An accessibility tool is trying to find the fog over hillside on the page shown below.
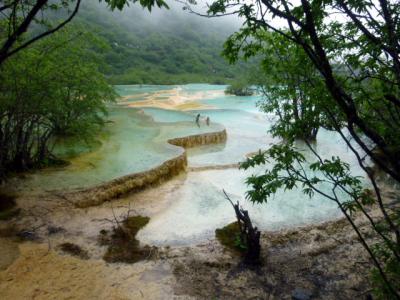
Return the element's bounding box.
[94,0,241,36]
[73,1,251,84]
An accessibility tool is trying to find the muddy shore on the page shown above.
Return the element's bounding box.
[1,181,395,299]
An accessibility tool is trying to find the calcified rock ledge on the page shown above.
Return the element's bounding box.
[70,129,227,208]
[71,153,187,208]
[168,129,227,148]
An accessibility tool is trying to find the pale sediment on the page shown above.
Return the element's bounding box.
[120,88,223,111]
[70,129,227,208]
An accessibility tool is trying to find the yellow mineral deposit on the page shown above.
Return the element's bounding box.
[121,87,222,111]
[0,243,175,300]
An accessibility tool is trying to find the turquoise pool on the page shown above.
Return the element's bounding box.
[15,84,364,245]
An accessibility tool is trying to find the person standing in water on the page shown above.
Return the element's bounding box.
[195,113,201,127]
[206,116,210,126]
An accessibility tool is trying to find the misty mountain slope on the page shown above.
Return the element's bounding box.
[75,2,253,84]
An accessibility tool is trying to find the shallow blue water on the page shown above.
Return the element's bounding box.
[142,107,195,123]
[16,106,221,191]
[199,94,262,114]
[114,84,176,97]
[112,84,365,245]
[138,166,344,245]
[15,84,365,245]
[180,83,228,94]
[186,109,274,165]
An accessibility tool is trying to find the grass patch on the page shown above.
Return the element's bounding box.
[215,222,246,253]
[0,192,20,221]
[100,215,156,263]
[59,242,89,260]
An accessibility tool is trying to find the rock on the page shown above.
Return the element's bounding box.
[166,248,183,258]
[17,230,38,241]
[47,225,65,235]
[292,288,312,300]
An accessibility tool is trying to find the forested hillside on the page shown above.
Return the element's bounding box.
[74,2,252,84]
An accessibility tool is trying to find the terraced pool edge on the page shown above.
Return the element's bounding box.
[70,129,227,208]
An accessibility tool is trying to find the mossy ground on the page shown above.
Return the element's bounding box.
[59,242,89,259]
[0,192,20,221]
[215,222,246,253]
[100,215,156,263]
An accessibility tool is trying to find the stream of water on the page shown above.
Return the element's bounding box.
[13,84,364,245]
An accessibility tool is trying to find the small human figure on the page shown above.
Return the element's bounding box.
[206,116,210,126]
[195,113,201,127]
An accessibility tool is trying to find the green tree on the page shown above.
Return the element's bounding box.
[0,28,115,177]
[248,31,334,141]
[190,0,400,297]
[225,80,254,96]
[0,0,168,66]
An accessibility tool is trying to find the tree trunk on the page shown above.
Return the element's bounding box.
[224,190,261,266]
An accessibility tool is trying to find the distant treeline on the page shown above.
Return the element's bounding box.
[73,2,256,85]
